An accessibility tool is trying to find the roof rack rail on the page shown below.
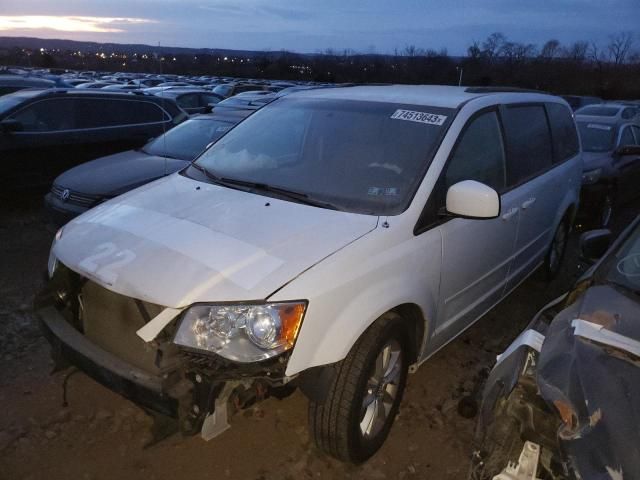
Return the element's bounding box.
[465,86,549,95]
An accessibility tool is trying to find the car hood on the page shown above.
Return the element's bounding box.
[54,150,190,196]
[53,174,379,308]
[581,151,613,172]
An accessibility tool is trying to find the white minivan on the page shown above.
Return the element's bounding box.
[39,85,582,463]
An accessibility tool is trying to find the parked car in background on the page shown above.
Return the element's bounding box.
[575,110,640,227]
[38,86,581,464]
[561,94,602,111]
[471,215,640,480]
[75,81,119,89]
[0,89,187,188]
[45,110,248,225]
[212,82,269,98]
[100,84,142,91]
[0,74,56,96]
[63,78,94,87]
[575,103,639,121]
[154,89,224,115]
[211,93,275,113]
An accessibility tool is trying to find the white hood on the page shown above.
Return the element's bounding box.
[54,174,378,308]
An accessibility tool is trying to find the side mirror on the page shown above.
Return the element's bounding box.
[614,145,640,157]
[579,229,612,263]
[446,180,500,219]
[0,119,23,133]
[203,104,215,114]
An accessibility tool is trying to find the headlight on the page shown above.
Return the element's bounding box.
[47,227,64,278]
[581,168,602,185]
[173,302,306,362]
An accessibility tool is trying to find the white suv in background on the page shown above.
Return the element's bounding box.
[39,85,582,463]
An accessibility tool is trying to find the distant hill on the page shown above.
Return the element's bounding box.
[0,36,307,59]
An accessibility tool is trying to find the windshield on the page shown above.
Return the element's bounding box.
[143,117,235,160]
[578,121,616,153]
[192,97,454,215]
[600,221,640,296]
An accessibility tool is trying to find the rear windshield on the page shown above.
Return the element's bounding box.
[576,106,620,117]
[143,117,235,160]
[192,97,454,215]
[0,89,42,116]
[577,121,616,153]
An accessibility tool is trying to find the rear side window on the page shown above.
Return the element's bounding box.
[546,103,579,162]
[619,126,636,147]
[444,110,506,192]
[9,98,76,132]
[502,105,553,186]
[632,126,640,144]
[74,99,168,128]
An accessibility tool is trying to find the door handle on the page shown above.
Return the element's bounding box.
[501,207,519,221]
[521,198,536,209]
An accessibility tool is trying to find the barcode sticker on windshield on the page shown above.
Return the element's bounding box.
[391,109,447,126]
[587,123,612,131]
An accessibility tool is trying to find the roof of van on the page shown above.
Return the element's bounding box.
[288,84,558,109]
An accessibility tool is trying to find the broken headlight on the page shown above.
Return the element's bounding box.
[173,302,306,362]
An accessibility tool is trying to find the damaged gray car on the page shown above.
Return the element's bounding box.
[470,215,640,480]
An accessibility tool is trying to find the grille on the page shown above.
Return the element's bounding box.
[51,184,101,207]
[52,263,180,375]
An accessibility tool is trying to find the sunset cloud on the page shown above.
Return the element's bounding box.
[0,15,155,34]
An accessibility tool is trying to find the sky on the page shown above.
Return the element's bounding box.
[0,0,637,55]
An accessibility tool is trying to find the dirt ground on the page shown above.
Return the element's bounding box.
[0,191,637,480]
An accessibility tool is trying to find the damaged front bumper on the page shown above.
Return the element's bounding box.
[39,304,181,418]
[36,274,294,441]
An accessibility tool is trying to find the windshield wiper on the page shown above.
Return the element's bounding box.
[190,165,340,210]
[219,176,341,211]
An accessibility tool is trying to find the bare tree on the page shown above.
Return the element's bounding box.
[607,32,634,64]
[467,40,482,59]
[588,42,604,64]
[482,32,506,61]
[562,41,588,62]
[540,39,561,59]
[403,45,418,57]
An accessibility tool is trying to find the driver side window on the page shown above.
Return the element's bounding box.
[444,110,506,192]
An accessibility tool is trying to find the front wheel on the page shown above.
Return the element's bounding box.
[308,312,410,463]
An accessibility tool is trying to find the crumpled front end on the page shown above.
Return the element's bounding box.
[472,285,640,480]
[36,262,294,441]
[536,285,640,480]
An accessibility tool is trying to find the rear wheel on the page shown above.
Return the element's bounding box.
[308,312,410,463]
[544,217,569,280]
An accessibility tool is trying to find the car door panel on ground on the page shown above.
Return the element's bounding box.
[433,109,519,342]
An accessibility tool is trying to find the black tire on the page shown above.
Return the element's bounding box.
[308,312,410,463]
[544,216,570,280]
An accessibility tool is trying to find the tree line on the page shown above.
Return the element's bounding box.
[3,32,639,99]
